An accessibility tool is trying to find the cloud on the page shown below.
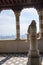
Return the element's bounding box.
[0,15,16,24]
[0,14,16,36]
[1,9,15,17]
[0,24,16,36]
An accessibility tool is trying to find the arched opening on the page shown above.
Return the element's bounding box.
[0,9,16,40]
[20,8,39,40]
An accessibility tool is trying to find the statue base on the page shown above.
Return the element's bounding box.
[27,50,41,65]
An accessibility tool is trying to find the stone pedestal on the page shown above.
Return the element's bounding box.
[27,20,41,65]
[27,50,41,65]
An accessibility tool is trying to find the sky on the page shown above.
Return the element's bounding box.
[0,8,39,39]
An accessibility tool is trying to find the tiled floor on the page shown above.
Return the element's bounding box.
[0,53,43,65]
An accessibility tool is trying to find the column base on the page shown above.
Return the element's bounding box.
[16,38,20,40]
[27,50,41,65]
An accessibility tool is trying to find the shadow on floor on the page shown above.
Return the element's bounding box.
[0,54,12,65]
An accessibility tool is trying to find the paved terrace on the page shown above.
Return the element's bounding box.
[0,53,43,65]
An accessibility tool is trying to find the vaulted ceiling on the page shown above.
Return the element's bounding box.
[0,0,43,11]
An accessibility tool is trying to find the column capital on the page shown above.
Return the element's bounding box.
[0,9,3,12]
[38,9,43,16]
[15,11,20,16]
[15,11,20,22]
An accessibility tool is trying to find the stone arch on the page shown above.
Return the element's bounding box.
[20,7,39,40]
[0,9,16,40]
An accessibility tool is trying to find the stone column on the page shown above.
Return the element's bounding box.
[15,11,20,40]
[39,9,43,38]
[27,20,41,65]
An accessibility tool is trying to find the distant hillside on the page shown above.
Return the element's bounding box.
[0,34,27,40]
[0,35,16,40]
[21,34,27,39]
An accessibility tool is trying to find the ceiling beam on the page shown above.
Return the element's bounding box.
[0,0,4,5]
[13,0,17,5]
[10,0,14,4]
[2,0,6,5]
[0,1,2,5]
[5,0,10,4]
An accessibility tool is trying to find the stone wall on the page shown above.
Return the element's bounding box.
[0,40,29,53]
[0,39,43,53]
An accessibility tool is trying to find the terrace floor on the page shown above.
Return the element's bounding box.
[0,53,43,65]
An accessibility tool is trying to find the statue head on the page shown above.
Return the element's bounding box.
[30,20,36,28]
[30,20,36,35]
